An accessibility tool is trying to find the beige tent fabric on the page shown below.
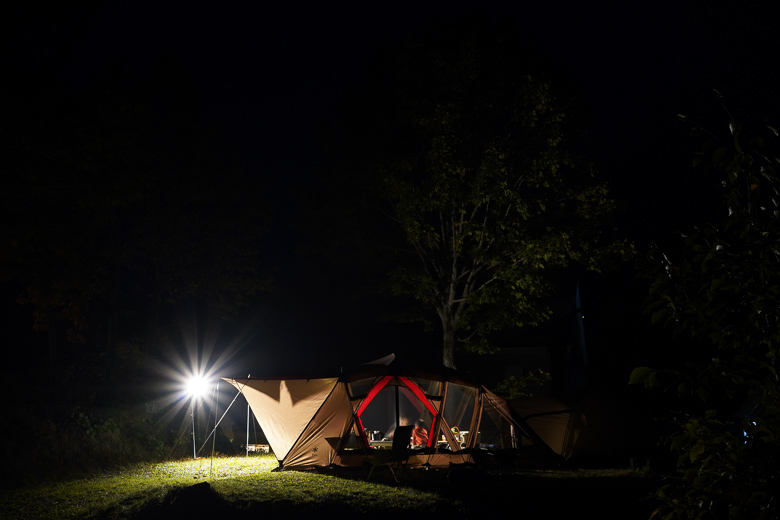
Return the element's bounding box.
[224,377,339,463]
[509,396,585,459]
[284,381,353,468]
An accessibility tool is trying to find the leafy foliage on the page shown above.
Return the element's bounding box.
[315,18,629,367]
[492,368,552,399]
[633,109,780,519]
[1,405,171,491]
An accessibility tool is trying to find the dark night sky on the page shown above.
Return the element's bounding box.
[5,2,780,380]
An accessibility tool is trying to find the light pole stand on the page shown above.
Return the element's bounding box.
[191,398,197,459]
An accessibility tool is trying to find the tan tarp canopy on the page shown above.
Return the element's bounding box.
[230,377,352,468]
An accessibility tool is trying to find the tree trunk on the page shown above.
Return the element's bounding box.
[441,318,456,369]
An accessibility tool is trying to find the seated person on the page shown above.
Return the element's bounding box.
[411,418,428,447]
[385,417,412,440]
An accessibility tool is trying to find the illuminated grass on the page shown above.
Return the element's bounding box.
[0,455,448,520]
[0,455,662,520]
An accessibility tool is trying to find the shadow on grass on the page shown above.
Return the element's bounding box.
[109,479,459,520]
[321,464,663,520]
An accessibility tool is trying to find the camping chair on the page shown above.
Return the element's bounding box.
[367,425,414,484]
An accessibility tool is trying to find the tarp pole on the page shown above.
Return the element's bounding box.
[197,376,250,455]
[395,386,400,428]
[246,373,250,457]
[210,380,219,476]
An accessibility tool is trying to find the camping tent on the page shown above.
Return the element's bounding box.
[223,354,556,470]
[508,394,620,461]
[509,396,588,460]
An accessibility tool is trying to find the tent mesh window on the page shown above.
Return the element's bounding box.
[418,378,441,398]
[346,378,375,448]
[358,383,434,442]
[442,383,477,448]
[480,398,517,449]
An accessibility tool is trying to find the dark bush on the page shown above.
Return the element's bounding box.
[1,404,170,488]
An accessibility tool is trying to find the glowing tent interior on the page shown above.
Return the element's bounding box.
[223,354,557,470]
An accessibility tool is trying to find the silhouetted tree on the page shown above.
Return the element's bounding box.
[633,106,780,519]
[310,17,629,368]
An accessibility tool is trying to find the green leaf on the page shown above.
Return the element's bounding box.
[651,309,667,326]
[676,453,689,468]
[690,443,706,462]
[629,366,654,385]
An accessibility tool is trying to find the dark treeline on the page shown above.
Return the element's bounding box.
[2,53,273,406]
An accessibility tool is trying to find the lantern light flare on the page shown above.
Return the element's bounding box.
[186,375,211,399]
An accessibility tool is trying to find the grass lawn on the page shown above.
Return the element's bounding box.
[0,454,665,519]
